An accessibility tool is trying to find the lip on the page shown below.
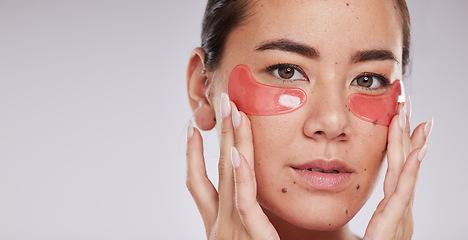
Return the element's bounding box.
[291,159,354,191]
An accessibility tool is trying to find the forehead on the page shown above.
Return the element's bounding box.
[227,0,403,61]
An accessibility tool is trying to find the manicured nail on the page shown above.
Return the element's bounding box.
[399,105,406,131]
[232,105,241,129]
[187,121,194,141]
[231,146,240,168]
[424,116,434,139]
[418,143,429,162]
[220,93,231,119]
[406,95,412,119]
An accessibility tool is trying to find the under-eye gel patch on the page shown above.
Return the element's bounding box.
[227,64,404,126]
[228,64,307,115]
[348,80,404,126]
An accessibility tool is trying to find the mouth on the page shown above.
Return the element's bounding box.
[305,168,340,174]
[291,160,354,191]
[292,159,354,174]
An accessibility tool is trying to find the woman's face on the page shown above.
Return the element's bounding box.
[209,0,403,230]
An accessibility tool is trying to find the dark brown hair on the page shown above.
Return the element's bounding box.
[201,0,411,74]
[201,0,250,71]
[396,0,411,75]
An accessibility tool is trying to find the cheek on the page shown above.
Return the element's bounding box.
[350,123,388,196]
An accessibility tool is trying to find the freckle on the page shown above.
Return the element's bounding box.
[346,2,349,6]
[335,62,338,64]
[293,181,296,184]
[364,168,367,171]
[328,224,331,226]
[356,184,360,190]
[346,209,349,215]
[282,188,288,193]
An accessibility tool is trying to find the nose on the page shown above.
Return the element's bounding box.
[303,83,352,141]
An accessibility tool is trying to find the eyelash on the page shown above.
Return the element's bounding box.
[266,64,391,89]
[353,72,391,90]
[266,63,308,81]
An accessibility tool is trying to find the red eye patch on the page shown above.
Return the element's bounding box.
[228,64,307,115]
[228,64,404,126]
[348,80,403,126]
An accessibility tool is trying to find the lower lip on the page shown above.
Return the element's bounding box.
[293,169,352,191]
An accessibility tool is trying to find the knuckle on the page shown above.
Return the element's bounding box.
[236,197,253,216]
[185,178,197,196]
[218,157,232,175]
[395,190,412,206]
[221,126,232,135]
[185,179,195,196]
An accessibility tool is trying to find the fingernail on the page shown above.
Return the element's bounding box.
[424,116,434,139]
[187,120,194,141]
[418,143,429,162]
[220,93,231,119]
[399,105,406,131]
[231,146,240,168]
[232,105,241,129]
[406,95,412,119]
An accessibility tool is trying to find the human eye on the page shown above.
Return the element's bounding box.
[266,64,307,81]
[351,72,390,90]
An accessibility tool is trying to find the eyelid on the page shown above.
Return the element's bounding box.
[266,63,308,80]
[352,72,391,89]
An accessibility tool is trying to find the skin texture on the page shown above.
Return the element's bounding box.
[186,0,432,239]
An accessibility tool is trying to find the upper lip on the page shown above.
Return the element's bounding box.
[291,159,355,174]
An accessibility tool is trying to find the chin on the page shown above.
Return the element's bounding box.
[257,186,366,232]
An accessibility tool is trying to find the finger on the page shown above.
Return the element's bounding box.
[403,114,411,159]
[186,123,219,228]
[383,106,406,197]
[232,107,256,189]
[231,147,280,240]
[379,145,427,232]
[218,93,236,216]
[411,117,433,151]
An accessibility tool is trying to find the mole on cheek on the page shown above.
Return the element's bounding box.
[345,209,349,215]
[282,188,288,193]
[356,184,360,190]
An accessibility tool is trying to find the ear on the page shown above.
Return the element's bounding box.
[186,48,216,131]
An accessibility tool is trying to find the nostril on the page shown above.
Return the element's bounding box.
[315,131,324,135]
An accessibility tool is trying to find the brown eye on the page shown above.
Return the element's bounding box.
[278,67,295,79]
[351,74,385,89]
[357,76,373,87]
[270,65,305,80]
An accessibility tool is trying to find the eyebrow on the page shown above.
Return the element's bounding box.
[255,39,319,59]
[350,49,399,64]
[255,39,398,64]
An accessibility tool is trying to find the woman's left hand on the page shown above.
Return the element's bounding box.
[364,100,433,239]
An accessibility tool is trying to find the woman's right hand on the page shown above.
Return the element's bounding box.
[186,93,280,240]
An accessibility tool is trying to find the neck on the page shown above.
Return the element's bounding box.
[263,208,360,240]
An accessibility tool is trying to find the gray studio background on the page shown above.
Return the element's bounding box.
[0,1,466,239]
